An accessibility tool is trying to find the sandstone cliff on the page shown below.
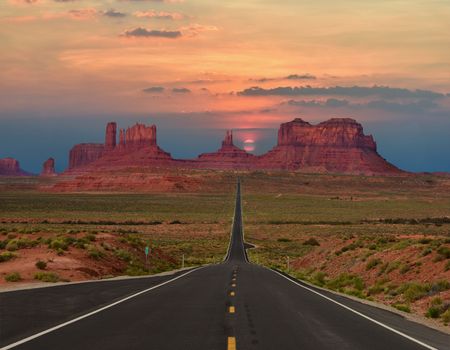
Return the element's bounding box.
[0,157,30,176]
[67,122,172,172]
[197,130,256,169]
[69,143,104,170]
[65,118,402,176]
[258,118,401,174]
[41,157,56,176]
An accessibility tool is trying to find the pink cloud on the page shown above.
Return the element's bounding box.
[42,9,98,21]
[181,23,218,37]
[134,10,184,20]
[9,0,41,4]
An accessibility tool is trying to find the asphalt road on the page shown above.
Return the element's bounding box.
[1,180,449,349]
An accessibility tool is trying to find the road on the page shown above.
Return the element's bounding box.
[1,180,449,349]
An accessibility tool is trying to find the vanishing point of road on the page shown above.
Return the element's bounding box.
[1,180,449,349]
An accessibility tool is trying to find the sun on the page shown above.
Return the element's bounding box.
[243,139,255,152]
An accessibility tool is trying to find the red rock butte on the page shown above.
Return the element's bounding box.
[0,157,30,176]
[66,118,402,175]
[41,157,56,176]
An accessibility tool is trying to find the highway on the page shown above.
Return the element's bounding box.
[1,180,449,349]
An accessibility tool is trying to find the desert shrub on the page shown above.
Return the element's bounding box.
[327,273,365,292]
[421,248,432,257]
[392,304,410,313]
[123,234,144,248]
[125,266,148,276]
[445,261,450,272]
[386,261,401,274]
[377,262,389,275]
[399,264,411,274]
[0,251,16,262]
[48,238,69,251]
[431,280,450,292]
[368,279,390,295]
[303,238,320,246]
[338,241,364,254]
[114,249,133,262]
[277,238,291,242]
[311,271,327,286]
[366,258,382,271]
[100,242,113,251]
[87,246,104,260]
[442,309,450,323]
[437,246,450,259]
[398,282,430,302]
[6,240,19,251]
[34,272,59,282]
[35,260,47,270]
[418,238,432,244]
[5,272,21,282]
[0,239,8,249]
[85,234,96,242]
[426,307,441,318]
[430,297,442,306]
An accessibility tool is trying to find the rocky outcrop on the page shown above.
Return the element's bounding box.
[69,143,104,170]
[41,157,56,176]
[277,118,376,149]
[105,122,117,151]
[122,123,157,149]
[258,118,401,174]
[197,130,256,169]
[65,118,402,176]
[68,122,172,172]
[0,157,30,176]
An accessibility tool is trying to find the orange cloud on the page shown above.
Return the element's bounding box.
[43,8,98,21]
[9,0,41,4]
[134,10,184,20]
[181,23,218,37]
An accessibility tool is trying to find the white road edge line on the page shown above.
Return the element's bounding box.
[1,267,203,350]
[271,270,438,350]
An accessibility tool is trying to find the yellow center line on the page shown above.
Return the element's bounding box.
[229,306,235,313]
[230,291,235,296]
[227,336,236,350]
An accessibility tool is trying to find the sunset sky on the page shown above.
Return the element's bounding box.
[1,0,449,172]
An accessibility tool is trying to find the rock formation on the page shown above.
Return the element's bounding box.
[258,118,401,174]
[197,130,256,169]
[69,143,104,170]
[0,157,30,176]
[105,122,117,151]
[41,157,56,176]
[65,118,402,176]
[68,122,172,171]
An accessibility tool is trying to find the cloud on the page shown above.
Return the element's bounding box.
[238,85,446,99]
[65,8,98,20]
[181,23,218,37]
[250,73,316,83]
[134,10,183,20]
[122,27,182,38]
[285,74,316,80]
[172,87,191,93]
[103,9,127,18]
[143,86,165,93]
[120,0,184,3]
[9,0,41,4]
[286,98,440,113]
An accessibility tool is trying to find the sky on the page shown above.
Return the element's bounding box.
[0,0,449,173]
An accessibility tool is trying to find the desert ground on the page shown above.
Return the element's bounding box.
[1,171,449,326]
